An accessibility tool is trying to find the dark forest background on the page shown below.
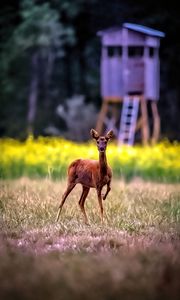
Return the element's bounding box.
[0,0,180,141]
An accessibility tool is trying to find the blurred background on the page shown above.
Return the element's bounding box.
[0,0,180,141]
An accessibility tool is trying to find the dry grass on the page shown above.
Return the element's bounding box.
[0,178,180,299]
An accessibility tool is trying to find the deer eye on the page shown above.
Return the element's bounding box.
[97,141,99,144]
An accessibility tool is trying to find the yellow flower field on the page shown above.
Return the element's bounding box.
[0,137,180,181]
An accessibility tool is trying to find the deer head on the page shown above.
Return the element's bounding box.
[90,129,114,153]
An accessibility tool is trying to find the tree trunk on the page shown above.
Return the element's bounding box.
[44,50,54,110]
[64,48,72,97]
[27,51,39,135]
[79,52,87,95]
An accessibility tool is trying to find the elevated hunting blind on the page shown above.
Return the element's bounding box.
[96,23,165,144]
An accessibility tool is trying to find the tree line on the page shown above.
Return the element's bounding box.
[0,0,179,140]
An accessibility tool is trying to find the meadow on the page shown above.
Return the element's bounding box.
[0,138,180,299]
[0,178,180,299]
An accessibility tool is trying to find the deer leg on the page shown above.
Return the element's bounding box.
[97,188,104,224]
[103,181,111,200]
[56,183,76,222]
[79,186,90,224]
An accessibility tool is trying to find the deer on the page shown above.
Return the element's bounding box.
[56,129,114,224]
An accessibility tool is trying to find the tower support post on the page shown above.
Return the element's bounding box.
[140,97,150,145]
[151,101,160,144]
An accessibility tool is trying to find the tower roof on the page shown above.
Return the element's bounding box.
[98,23,165,38]
[123,23,165,38]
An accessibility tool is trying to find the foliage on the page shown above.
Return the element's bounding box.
[0,0,76,137]
[0,0,180,139]
[0,137,180,182]
[54,95,98,141]
[10,1,72,53]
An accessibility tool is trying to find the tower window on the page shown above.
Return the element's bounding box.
[107,46,122,57]
[117,46,122,56]
[107,46,114,57]
[128,46,144,57]
[149,47,155,57]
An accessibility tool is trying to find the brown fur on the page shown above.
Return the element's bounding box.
[56,129,113,224]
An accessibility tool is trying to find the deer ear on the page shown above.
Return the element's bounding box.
[90,129,99,140]
[106,130,114,140]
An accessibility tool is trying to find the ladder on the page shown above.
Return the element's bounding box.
[118,96,139,145]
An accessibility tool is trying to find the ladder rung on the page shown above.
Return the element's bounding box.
[121,131,131,135]
[121,125,131,130]
[123,110,138,117]
[121,117,136,123]
[124,107,133,112]
[119,134,130,140]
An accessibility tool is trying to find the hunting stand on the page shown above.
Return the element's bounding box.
[96,23,165,145]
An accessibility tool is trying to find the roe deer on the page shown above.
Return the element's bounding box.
[56,129,113,224]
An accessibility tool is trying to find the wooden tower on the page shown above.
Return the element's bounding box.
[96,23,165,145]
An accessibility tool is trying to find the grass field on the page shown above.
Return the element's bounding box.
[0,178,180,299]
